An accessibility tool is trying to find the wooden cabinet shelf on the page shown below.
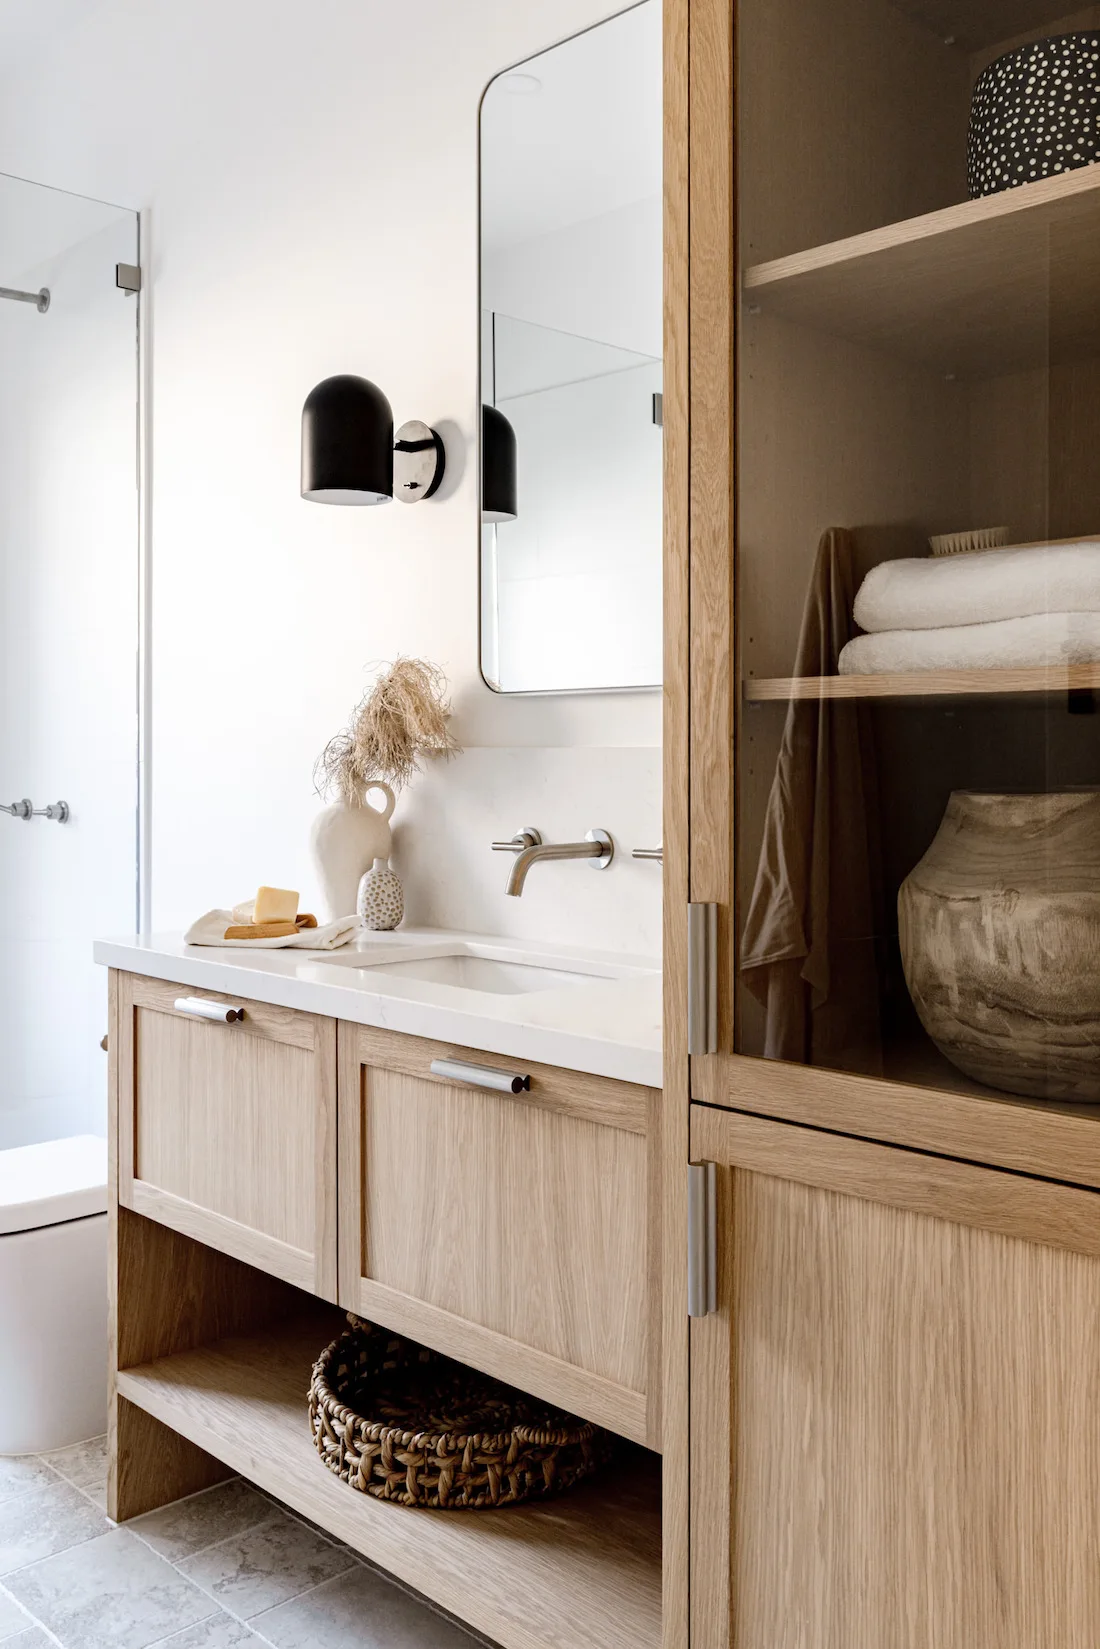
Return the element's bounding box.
[743,165,1100,376]
[744,662,1100,702]
[116,1310,662,1649]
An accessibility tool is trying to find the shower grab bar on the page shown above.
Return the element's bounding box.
[0,285,49,313]
[2,798,69,822]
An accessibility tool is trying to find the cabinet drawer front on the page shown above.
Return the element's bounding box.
[115,973,337,1298]
[339,1025,659,1446]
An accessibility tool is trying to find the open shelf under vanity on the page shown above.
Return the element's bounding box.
[116,1306,662,1649]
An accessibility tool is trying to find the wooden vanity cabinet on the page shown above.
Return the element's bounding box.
[108,971,664,1649]
[113,971,338,1300]
[688,1102,1100,1648]
[110,972,660,1450]
[336,1022,662,1448]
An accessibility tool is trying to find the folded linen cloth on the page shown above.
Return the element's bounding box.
[184,910,359,949]
[839,610,1100,675]
[853,539,1100,634]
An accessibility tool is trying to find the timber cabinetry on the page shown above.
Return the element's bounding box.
[113,971,338,1299]
[107,968,663,1649]
[689,1103,1100,1648]
[337,1023,662,1448]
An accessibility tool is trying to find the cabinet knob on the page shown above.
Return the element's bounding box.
[430,1058,530,1095]
[100,1034,108,1052]
[173,997,245,1024]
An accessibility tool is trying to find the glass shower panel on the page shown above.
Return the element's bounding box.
[0,174,138,1148]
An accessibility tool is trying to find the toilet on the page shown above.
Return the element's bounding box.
[0,1135,108,1455]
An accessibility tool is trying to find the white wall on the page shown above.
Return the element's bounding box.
[0,0,662,961]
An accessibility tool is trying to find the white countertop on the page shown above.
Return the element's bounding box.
[94,927,663,1088]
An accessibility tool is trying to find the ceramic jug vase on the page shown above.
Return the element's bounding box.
[309,782,396,921]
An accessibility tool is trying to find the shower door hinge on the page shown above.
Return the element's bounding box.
[688,1162,718,1317]
[115,263,142,294]
[687,902,719,1055]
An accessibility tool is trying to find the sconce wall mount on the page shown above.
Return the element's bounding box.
[301,375,445,507]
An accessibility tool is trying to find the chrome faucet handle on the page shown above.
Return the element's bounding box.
[491,827,543,853]
[632,846,663,862]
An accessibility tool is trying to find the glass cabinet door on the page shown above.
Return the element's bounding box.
[735,0,1100,1110]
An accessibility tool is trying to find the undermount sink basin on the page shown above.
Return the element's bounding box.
[352,953,606,996]
[312,940,653,997]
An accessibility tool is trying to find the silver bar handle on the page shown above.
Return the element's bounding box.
[174,997,245,1024]
[687,902,719,1056]
[430,1058,530,1095]
[632,847,663,861]
[687,1162,718,1317]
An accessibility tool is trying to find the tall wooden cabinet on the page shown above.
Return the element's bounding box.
[663,0,1100,1642]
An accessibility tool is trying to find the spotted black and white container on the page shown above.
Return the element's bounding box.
[968,32,1100,198]
[357,857,404,931]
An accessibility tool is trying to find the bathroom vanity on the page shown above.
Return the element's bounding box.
[98,932,663,1649]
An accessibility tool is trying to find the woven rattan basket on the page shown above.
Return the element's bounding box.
[308,1315,612,1509]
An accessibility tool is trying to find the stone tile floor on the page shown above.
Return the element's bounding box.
[0,1441,488,1649]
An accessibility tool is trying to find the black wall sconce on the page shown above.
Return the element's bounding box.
[301,374,445,506]
[481,403,517,523]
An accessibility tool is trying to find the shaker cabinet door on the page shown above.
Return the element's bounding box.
[113,971,338,1300]
[689,1103,1100,1649]
[337,1022,661,1447]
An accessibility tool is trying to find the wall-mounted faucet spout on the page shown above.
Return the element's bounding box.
[491,827,615,896]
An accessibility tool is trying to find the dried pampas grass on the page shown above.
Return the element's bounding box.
[316,658,461,804]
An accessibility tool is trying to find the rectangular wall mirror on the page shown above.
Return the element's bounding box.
[479,1,662,695]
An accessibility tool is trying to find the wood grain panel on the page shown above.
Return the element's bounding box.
[662,0,690,1621]
[118,970,338,1299]
[108,1194,306,1521]
[347,1023,648,1134]
[360,1067,649,1393]
[743,166,1100,377]
[134,1010,315,1248]
[744,662,1100,702]
[128,973,316,1049]
[117,1313,663,1649]
[731,1169,1100,1646]
[693,1105,1100,1258]
[738,0,969,263]
[691,1103,1100,1647]
[713,1049,1100,1192]
[350,1276,648,1445]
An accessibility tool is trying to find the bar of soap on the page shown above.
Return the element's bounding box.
[253,886,299,924]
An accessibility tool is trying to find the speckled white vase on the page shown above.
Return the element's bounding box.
[309,783,395,921]
[357,858,404,931]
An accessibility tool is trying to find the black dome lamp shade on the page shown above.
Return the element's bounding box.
[301,375,394,505]
[482,403,517,523]
[301,376,447,506]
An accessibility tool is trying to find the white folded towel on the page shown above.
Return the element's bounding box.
[853,540,1100,633]
[839,611,1100,675]
[184,910,360,949]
